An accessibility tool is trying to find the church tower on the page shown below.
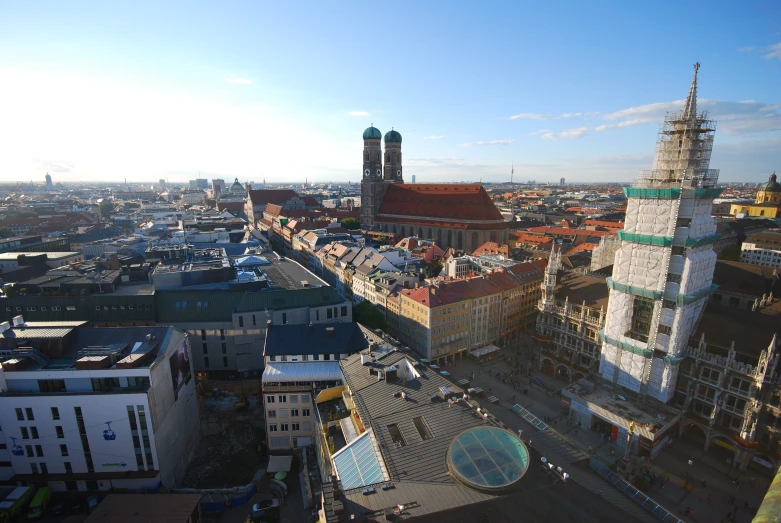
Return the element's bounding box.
[360,126,385,229]
[383,129,403,183]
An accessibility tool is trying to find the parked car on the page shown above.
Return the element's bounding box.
[86,496,100,514]
[67,497,84,514]
[251,494,280,521]
[49,500,65,516]
[27,486,52,519]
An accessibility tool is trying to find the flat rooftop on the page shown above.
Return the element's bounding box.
[556,272,610,308]
[333,347,637,522]
[84,493,201,523]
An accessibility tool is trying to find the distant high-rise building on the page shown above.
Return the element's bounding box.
[411,175,416,184]
[45,173,52,187]
[159,178,166,188]
[598,63,721,403]
[190,178,208,190]
[560,177,565,186]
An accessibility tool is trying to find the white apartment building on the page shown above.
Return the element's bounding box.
[740,232,781,269]
[261,323,370,451]
[0,318,199,492]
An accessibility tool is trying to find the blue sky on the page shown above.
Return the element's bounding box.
[0,1,779,184]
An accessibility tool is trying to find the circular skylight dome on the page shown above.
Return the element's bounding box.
[446,426,529,493]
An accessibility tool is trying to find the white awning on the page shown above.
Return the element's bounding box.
[262,362,343,383]
[470,344,501,358]
[267,455,293,473]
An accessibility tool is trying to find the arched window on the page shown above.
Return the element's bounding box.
[472,232,479,251]
[401,226,406,237]
[427,228,432,240]
[419,227,424,238]
[392,225,397,234]
[438,229,443,245]
[490,231,497,243]
[447,230,452,247]
[458,231,463,249]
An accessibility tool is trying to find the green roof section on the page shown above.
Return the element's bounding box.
[600,330,653,358]
[618,231,672,247]
[606,277,663,300]
[684,233,722,248]
[624,187,724,199]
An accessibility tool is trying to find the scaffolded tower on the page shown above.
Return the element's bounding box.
[598,63,722,403]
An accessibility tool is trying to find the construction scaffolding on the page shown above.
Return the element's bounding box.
[598,63,723,404]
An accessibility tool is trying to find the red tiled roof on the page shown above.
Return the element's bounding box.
[377,184,505,223]
[302,196,320,207]
[526,226,610,237]
[248,189,299,206]
[472,242,509,256]
[584,219,624,231]
[378,216,508,231]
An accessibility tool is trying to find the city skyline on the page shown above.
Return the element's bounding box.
[0,2,779,184]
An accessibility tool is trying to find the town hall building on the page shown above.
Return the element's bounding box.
[359,126,509,251]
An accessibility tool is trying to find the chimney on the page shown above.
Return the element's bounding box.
[326,327,335,337]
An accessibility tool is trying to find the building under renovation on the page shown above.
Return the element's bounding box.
[598,63,722,404]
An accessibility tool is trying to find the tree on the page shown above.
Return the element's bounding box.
[353,300,387,331]
[340,217,361,230]
[99,201,114,219]
[0,227,11,239]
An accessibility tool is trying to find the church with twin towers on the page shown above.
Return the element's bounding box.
[359,126,509,251]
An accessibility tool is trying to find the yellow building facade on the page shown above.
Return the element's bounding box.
[730,173,781,218]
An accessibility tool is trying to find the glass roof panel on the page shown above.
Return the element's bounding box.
[446,426,529,492]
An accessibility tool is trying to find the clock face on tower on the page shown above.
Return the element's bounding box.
[376,169,382,176]
[364,169,370,177]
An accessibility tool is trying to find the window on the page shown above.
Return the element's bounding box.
[239,316,244,327]
[202,343,208,354]
[15,408,23,421]
[64,462,72,474]
[35,445,43,457]
[267,396,275,404]
[268,410,276,418]
[301,394,309,403]
[662,299,676,310]
[278,395,287,403]
[40,462,48,474]
[201,329,207,340]
[292,423,300,431]
[0,461,11,467]
[204,356,210,367]
[223,357,228,367]
[222,343,227,354]
[30,463,38,474]
[341,306,348,317]
[290,395,299,403]
[412,416,434,440]
[291,409,299,417]
[280,423,289,431]
[302,422,312,431]
[282,313,288,324]
[60,444,68,456]
[667,273,682,284]
[51,407,60,420]
[658,325,672,335]
[279,409,288,418]
[30,427,39,439]
[387,423,406,447]
[303,408,311,417]
[56,426,64,439]
[26,445,34,457]
[269,424,278,432]
[21,427,29,439]
[327,308,333,319]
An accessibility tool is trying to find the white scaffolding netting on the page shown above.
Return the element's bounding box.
[622,199,677,237]
[611,243,667,293]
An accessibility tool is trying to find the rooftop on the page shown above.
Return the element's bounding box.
[264,323,369,356]
[377,184,505,224]
[693,301,780,357]
[556,273,610,308]
[262,361,343,383]
[84,493,202,523]
[330,347,637,522]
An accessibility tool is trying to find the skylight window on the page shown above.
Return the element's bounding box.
[412,416,433,441]
[387,423,406,447]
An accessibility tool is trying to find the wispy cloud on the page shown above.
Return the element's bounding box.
[765,42,781,60]
[348,110,371,116]
[508,113,551,120]
[508,112,583,121]
[459,139,514,147]
[739,46,756,52]
[598,98,781,135]
[541,127,588,141]
[529,129,551,136]
[224,77,252,85]
[424,135,445,140]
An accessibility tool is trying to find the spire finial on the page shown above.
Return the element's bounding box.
[681,62,701,120]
